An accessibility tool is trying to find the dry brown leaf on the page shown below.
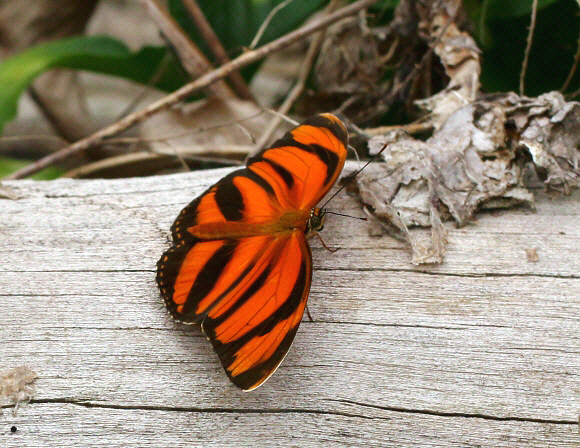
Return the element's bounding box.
[414,12,481,130]
[357,92,580,264]
[509,91,580,193]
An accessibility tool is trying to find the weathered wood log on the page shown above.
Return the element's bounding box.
[1,163,579,447]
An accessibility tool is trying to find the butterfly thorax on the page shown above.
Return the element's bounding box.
[188,209,311,239]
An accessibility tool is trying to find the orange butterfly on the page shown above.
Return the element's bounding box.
[156,114,348,390]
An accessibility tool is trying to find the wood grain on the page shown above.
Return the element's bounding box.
[1,163,579,447]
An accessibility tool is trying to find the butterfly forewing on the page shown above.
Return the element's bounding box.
[247,114,348,211]
[156,113,348,390]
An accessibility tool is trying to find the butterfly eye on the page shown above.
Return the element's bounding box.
[312,220,324,232]
[309,208,326,232]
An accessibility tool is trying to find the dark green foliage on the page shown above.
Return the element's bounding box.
[466,0,580,96]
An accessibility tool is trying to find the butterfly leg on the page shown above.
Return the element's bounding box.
[310,232,340,253]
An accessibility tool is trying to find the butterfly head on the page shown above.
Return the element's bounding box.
[308,207,326,233]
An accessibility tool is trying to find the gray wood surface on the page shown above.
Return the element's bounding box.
[1,163,579,447]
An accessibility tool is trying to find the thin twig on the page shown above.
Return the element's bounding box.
[116,52,172,121]
[364,121,433,136]
[62,150,245,178]
[105,110,267,145]
[566,84,580,99]
[478,0,490,44]
[182,0,254,100]
[5,0,378,180]
[140,0,233,98]
[249,0,294,49]
[519,0,538,95]
[560,25,580,92]
[254,0,339,151]
[263,108,300,126]
[385,11,457,107]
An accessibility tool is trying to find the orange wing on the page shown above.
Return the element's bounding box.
[156,114,348,390]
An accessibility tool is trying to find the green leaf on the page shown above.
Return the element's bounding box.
[0,157,64,180]
[0,35,188,135]
[476,0,580,96]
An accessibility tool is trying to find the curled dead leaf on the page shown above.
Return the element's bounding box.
[358,91,580,263]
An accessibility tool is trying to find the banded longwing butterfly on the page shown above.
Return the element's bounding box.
[156,114,348,390]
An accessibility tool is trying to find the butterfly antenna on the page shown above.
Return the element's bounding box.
[321,141,390,209]
[325,211,367,221]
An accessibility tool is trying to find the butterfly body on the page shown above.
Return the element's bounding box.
[157,114,348,390]
[189,208,310,239]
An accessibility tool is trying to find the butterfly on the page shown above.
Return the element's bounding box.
[156,114,348,390]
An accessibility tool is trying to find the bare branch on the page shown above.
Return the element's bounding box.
[182,0,254,100]
[140,0,233,98]
[249,0,294,49]
[519,0,538,95]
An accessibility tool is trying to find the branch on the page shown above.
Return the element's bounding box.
[140,0,233,98]
[5,0,378,180]
[182,0,254,100]
[519,0,538,95]
[249,0,294,49]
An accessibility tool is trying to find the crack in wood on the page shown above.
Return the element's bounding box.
[315,266,580,280]
[302,320,469,331]
[17,399,578,426]
[3,267,580,281]
[26,399,377,421]
[327,399,579,425]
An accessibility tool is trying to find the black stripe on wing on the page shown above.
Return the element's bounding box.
[169,168,276,233]
[302,114,348,143]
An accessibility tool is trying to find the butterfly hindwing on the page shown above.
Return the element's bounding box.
[157,232,312,390]
[204,232,312,390]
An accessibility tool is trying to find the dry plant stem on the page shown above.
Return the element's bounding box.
[250,0,294,49]
[5,0,378,180]
[182,0,254,100]
[567,84,580,99]
[561,27,580,92]
[254,0,339,151]
[140,0,233,98]
[0,135,68,145]
[520,0,538,95]
[115,53,172,121]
